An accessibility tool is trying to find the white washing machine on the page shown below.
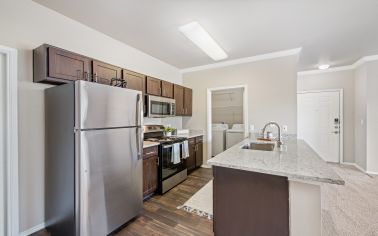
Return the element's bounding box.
[212,123,229,157]
[226,124,245,149]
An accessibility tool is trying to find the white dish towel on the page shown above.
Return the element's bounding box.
[172,143,181,164]
[182,140,189,159]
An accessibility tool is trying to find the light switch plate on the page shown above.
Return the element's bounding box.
[283,125,288,132]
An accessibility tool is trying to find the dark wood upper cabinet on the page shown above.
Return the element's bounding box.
[174,85,184,116]
[146,76,162,96]
[33,45,193,115]
[92,60,122,85]
[173,85,192,116]
[122,69,146,92]
[33,44,91,84]
[184,88,193,116]
[161,81,174,98]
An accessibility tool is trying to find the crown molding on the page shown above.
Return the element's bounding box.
[298,54,378,76]
[180,48,302,74]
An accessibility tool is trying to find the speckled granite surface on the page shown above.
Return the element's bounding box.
[176,130,204,139]
[208,138,344,185]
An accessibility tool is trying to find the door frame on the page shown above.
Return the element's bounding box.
[0,45,19,235]
[297,89,344,163]
[207,85,248,161]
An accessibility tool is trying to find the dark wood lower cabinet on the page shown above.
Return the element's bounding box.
[186,136,203,173]
[195,138,203,168]
[213,166,289,236]
[143,146,159,199]
[186,138,196,171]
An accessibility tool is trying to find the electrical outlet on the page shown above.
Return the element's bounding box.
[283,125,288,132]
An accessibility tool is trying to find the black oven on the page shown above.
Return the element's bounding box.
[158,141,187,194]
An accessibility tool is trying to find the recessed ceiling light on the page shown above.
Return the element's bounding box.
[179,21,228,61]
[318,64,330,70]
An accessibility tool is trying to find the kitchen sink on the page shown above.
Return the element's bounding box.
[241,142,275,151]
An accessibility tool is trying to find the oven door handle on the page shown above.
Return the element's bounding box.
[162,145,173,149]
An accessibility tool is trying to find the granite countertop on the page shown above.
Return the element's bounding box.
[143,141,159,148]
[208,138,345,185]
[176,130,204,139]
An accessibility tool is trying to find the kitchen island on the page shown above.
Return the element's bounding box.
[208,137,344,236]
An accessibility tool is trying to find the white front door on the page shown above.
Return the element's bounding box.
[297,91,341,163]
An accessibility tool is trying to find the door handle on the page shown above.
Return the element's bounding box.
[136,127,143,160]
[332,131,339,134]
[136,94,143,160]
[94,73,98,83]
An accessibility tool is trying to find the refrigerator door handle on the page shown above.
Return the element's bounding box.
[136,93,143,160]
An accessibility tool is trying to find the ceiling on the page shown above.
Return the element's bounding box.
[34,0,378,71]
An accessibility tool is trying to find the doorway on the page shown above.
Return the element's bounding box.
[297,90,343,163]
[207,85,248,160]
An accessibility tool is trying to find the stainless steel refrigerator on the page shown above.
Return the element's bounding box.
[45,81,143,236]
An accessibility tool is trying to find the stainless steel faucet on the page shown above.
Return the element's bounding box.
[262,122,283,147]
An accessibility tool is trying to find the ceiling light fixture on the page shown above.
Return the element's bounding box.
[318,64,330,70]
[179,21,228,61]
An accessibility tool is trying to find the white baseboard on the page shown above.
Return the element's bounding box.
[366,171,378,175]
[341,162,366,173]
[200,164,212,169]
[20,222,45,236]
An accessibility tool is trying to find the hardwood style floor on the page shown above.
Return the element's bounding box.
[32,168,214,236]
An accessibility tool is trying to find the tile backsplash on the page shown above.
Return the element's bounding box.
[143,117,182,129]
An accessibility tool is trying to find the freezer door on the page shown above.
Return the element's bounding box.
[76,81,142,129]
[79,127,143,236]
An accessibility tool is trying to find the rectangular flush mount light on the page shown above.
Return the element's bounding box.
[179,21,228,61]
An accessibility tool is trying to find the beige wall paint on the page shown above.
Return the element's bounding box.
[297,70,355,163]
[354,65,368,170]
[182,55,298,163]
[365,61,378,173]
[0,0,182,232]
[353,60,378,173]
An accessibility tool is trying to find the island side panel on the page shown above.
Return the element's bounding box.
[213,166,289,236]
[289,181,321,236]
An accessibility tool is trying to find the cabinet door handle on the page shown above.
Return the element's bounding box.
[94,73,98,83]
[156,157,159,166]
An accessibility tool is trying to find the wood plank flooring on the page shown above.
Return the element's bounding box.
[32,168,214,236]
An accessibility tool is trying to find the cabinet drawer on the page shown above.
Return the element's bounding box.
[143,146,159,158]
[196,136,203,143]
[189,138,196,145]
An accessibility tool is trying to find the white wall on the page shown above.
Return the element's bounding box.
[182,55,299,163]
[0,0,182,232]
[354,65,367,170]
[354,60,378,173]
[212,88,244,126]
[297,70,355,163]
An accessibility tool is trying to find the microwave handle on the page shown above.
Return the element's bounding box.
[171,103,175,116]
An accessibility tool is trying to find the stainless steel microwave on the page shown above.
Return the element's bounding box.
[146,95,176,118]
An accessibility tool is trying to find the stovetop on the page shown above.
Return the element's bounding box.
[145,136,187,144]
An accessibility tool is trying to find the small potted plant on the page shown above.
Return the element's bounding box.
[164,127,176,136]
